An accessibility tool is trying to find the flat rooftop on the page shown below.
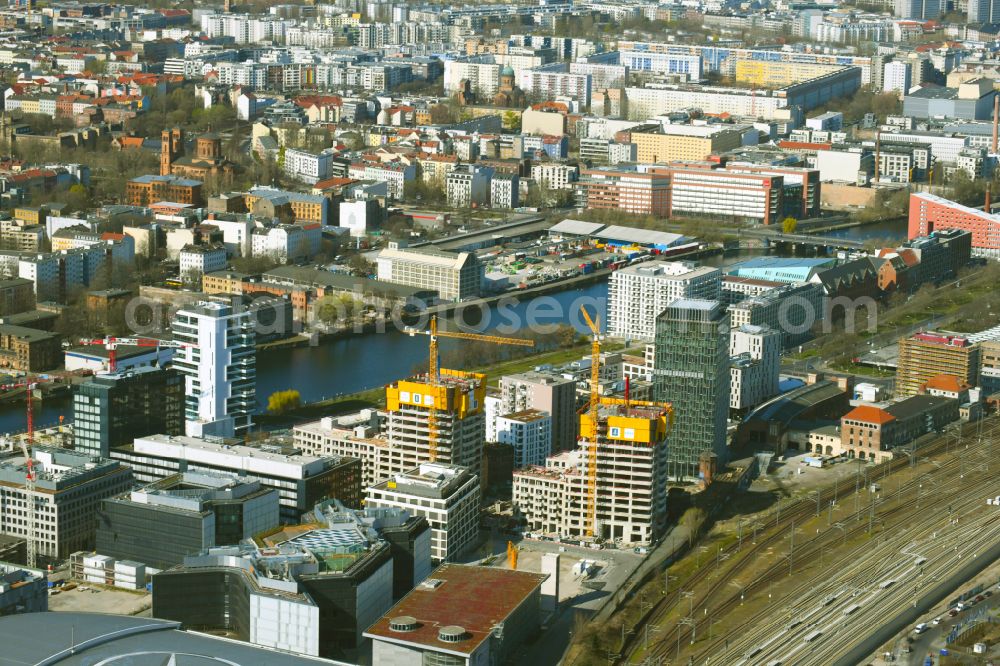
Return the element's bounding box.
[372,462,474,499]
[364,564,547,656]
[618,260,716,279]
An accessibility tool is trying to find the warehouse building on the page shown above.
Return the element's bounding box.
[376,241,484,302]
[365,564,547,666]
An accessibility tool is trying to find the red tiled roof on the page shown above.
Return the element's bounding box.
[294,95,342,108]
[922,373,967,393]
[313,177,357,190]
[843,405,895,425]
[897,249,920,267]
[778,140,832,151]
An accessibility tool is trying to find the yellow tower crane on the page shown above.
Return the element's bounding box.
[405,315,535,461]
[579,305,603,538]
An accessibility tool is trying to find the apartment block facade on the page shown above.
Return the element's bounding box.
[513,399,671,544]
[171,300,256,437]
[493,408,551,467]
[496,371,578,452]
[729,324,781,413]
[908,192,1000,258]
[366,463,479,563]
[294,371,488,488]
[607,261,722,341]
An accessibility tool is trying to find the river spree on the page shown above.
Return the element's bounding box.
[0,217,910,434]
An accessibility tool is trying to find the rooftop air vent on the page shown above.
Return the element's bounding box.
[389,616,418,633]
[419,578,444,590]
[438,626,468,643]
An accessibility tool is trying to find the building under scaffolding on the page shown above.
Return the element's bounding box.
[294,370,487,488]
[512,398,671,545]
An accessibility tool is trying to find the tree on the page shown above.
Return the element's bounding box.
[231,255,280,275]
[429,103,457,125]
[314,294,360,327]
[267,389,301,414]
[348,254,374,277]
[782,217,798,234]
[403,178,445,205]
[502,111,522,132]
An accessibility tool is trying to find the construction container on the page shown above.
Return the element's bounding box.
[114,560,146,590]
[82,554,115,585]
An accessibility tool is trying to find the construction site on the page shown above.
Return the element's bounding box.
[513,306,675,546]
[512,398,672,545]
[294,315,535,491]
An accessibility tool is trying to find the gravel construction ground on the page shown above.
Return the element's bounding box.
[47,584,150,616]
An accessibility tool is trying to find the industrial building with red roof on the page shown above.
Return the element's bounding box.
[365,563,547,665]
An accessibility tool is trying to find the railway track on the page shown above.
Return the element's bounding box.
[701,448,998,665]
[618,416,998,665]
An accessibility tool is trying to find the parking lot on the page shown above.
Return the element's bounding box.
[753,449,879,497]
[47,583,150,616]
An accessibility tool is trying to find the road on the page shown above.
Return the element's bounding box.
[902,590,1000,665]
[737,227,865,249]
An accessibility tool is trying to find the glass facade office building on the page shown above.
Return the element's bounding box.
[653,299,730,479]
[73,366,184,458]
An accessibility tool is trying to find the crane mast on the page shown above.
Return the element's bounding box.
[405,315,534,461]
[580,306,603,538]
[17,385,38,568]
